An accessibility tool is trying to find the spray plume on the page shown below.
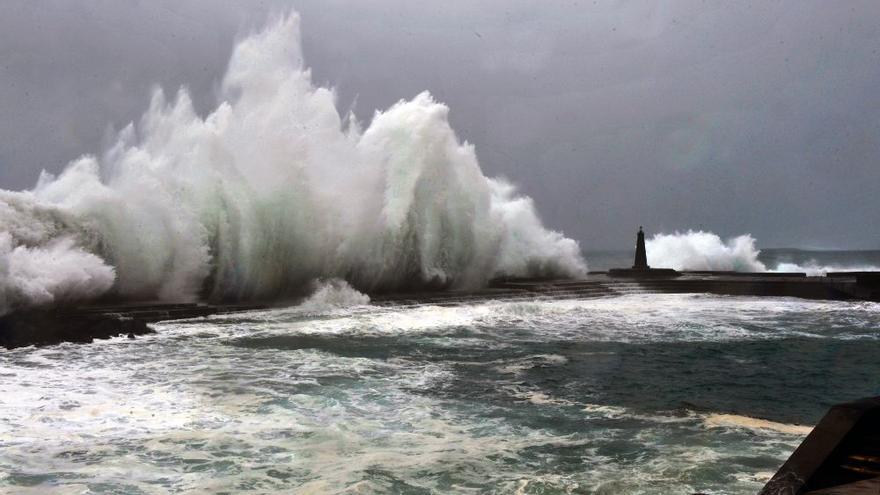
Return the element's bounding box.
[0,14,586,314]
[646,231,766,271]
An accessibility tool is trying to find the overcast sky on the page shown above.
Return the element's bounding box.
[1,1,879,249]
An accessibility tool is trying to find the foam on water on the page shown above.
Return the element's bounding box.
[296,279,371,313]
[192,292,880,343]
[4,293,877,493]
[0,13,585,315]
[773,261,880,276]
[703,414,813,435]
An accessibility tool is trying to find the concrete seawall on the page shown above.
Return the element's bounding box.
[0,302,266,349]
[374,271,879,306]
[2,271,878,349]
[761,396,880,494]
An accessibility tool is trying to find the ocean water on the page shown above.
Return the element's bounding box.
[2,292,879,494]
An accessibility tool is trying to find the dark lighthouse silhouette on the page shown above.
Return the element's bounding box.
[633,226,649,270]
[608,227,679,277]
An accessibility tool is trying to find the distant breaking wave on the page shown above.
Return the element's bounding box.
[646,231,766,272]
[0,14,586,315]
[646,230,880,274]
[771,262,880,276]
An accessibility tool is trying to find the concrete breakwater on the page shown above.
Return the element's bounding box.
[760,396,880,495]
[374,271,880,307]
[0,302,266,349]
[2,271,878,349]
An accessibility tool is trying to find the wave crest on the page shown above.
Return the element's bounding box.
[0,14,585,314]
[646,230,766,271]
[297,279,371,313]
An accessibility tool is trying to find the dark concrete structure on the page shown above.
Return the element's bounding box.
[377,271,880,306]
[0,302,265,349]
[761,397,880,495]
[4,269,880,348]
[608,227,680,277]
[3,270,879,348]
[3,226,880,349]
[633,226,649,269]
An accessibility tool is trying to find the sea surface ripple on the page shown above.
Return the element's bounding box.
[2,293,879,494]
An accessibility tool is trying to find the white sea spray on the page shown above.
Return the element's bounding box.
[645,230,766,271]
[0,14,586,314]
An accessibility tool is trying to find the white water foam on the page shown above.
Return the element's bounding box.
[773,261,880,276]
[4,292,854,494]
[297,279,371,313]
[179,292,880,344]
[646,230,766,271]
[703,413,812,435]
[0,231,115,315]
[0,13,585,315]
[646,230,880,274]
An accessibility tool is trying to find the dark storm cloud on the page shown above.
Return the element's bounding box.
[1,1,879,249]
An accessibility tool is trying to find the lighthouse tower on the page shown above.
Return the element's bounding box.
[608,226,677,278]
[633,227,649,270]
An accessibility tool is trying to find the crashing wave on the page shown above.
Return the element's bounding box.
[645,230,880,274]
[0,14,586,314]
[645,230,766,272]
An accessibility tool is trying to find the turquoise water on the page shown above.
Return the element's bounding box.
[2,293,879,494]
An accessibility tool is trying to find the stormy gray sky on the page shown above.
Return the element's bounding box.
[1,1,879,249]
